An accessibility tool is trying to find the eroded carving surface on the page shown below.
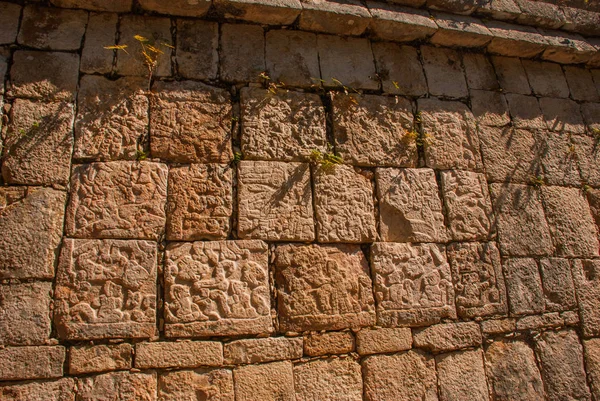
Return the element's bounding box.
[158,369,234,401]
[77,371,157,401]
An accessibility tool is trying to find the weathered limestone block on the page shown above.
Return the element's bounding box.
[363,351,438,401]
[490,55,531,94]
[584,338,600,400]
[265,30,319,87]
[447,242,507,318]
[561,7,600,37]
[0,379,75,401]
[9,51,79,100]
[470,90,510,127]
[331,93,417,167]
[440,170,494,241]
[563,310,580,326]
[484,340,544,401]
[294,358,363,401]
[275,243,375,332]
[372,242,456,327]
[588,189,600,240]
[0,346,65,381]
[480,317,516,334]
[0,282,52,346]
[304,331,355,356]
[502,258,544,315]
[167,164,232,241]
[430,13,494,48]
[505,94,547,130]
[139,0,211,16]
[55,239,157,340]
[536,131,581,187]
[220,24,265,83]
[234,361,295,401]
[164,240,272,337]
[0,3,21,45]
[541,29,597,65]
[573,259,600,337]
[69,344,132,375]
[564,66,600,102]
[240,88,326,161]
[213,0,301,25]
[81,13,118,74]
[413,322,482,352]
[539,258,576,312]
[421,46,468,98]
[150,81,232,164]
[356,327,412,355]
[541,186,599,258]
[522,60,570,98]
[485,20,547,58]
[176,20,218,80]
[535,330,592,400]
[238,161,314,241]
[376,168,447,243]
[66,161,167,239]
[299,0,371,36]
[76,371,157,401]
[462,53,499,90]
[116,15,172,77]
[50,0,132,12]
[0,187,65,279]
[224,337,303,364]
[372,43,428,96]
[581,102,600,132]
[18,5,87,51]
[74,76,148,161]
[419,98,482,171]
[2,99,74,186]
[436,349,490,401]
[159,369,234,401]
[516,312,562,330]
[136,341,223,369]
[515,0,565,29]
[314,164,377,243]
[539,97,585,134]
[572,135,600,188]
[368,3,437,42]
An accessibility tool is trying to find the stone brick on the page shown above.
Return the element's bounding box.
[515,0,565,29]
[462,53,499,90]
[0,379,75,401]
[238,161,314,241]
[234,361,295,401]
[176,20,218,80]
[362,351,437,401]
[535,330,591,400]
[419,98,482,171]
[485,20,547,58]
[490,183,554,256]
[436,349,489,401]
[516,312,563,330]
[266,30,319,87]
[294,358,363,401]
[69,344,132,375]
[66,162,167,239]
[539,97,585,134]
[150,81,232,163]
[537,131,581,187]
[448,242,507,318]
[74,76,148,161]
[318,35,379,90]
[470,90,510,127]
[314,164,376,243]
[303,331,355,356]
[0,3,21,45]
[430,13,494,48]
[240,88,326,161]
[76,371,157,401]
[376,168,447,242]
[414,322,481,352]
[0,346,65,381]
[367,3,437,42]
[139,0,211,16]
[372,43,427,96]
[491,55,531,94]
[115,15,172,77]
[522,60,570,98]
[2,99,74,185]
[9,51,79,100]
[540,29,596,65]
[81,13,118,74]
[505,94,546,130]
[573,259,600,337]
[332,93,415,167]
[164,240,272,338]
[18,5,87,51]
[50,0,132,12]
[166,164,232,241]
[564,66,600,102]
[0,56,6,93]
[480,318,516,334]
[476,0,521,24]
[542,186,599,258]
[55,239,157,340]
[588,189,600,235]
[213,0,301,25]
[0,187,66,279]
[581,102,600,132]
[572,135,600,188]
[440,170,494,241]
[275,243,375,332]
[484,340,544,401]
[372,242,455,327]
[220,24,265,83]
[158,369,234,401]
[299,0,371,36]
[224,337,302,364]
[562,7,600,37]
[356,328,412,355]
[539,258,576,312]
[502,258,544,316]
[421,46,468,98]
[584,338,600,400]
[136,341,223,369]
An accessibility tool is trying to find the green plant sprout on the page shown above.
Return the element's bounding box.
[530,175,546,188]
[259,72,286,95]
[136,150,147,161]
[310,148,343,171]
[232,151,243,165]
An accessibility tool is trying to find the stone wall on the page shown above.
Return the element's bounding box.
[1,0,600,400]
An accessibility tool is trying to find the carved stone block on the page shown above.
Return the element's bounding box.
[76,371,157,401]
[0,378,75,401]
[66,161,167,240]
[238,161,314,241]
[166,164,232,241]
[164,240,272,337]
[372,242,456,327]
[159,369,234,401]
[447,242,507,318]
[436,349,490,401]
[55,239,157,340]
[234,361,295,401]
[274,244,376,332]
[293,358,363,401]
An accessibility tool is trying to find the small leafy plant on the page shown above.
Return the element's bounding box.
[530,175,546,188]
[310,148,343,171]
[232,151,243,165]
[259,72,286,95]
[136,150,147,161]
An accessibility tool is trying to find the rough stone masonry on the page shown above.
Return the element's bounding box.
[1,0,600,399]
